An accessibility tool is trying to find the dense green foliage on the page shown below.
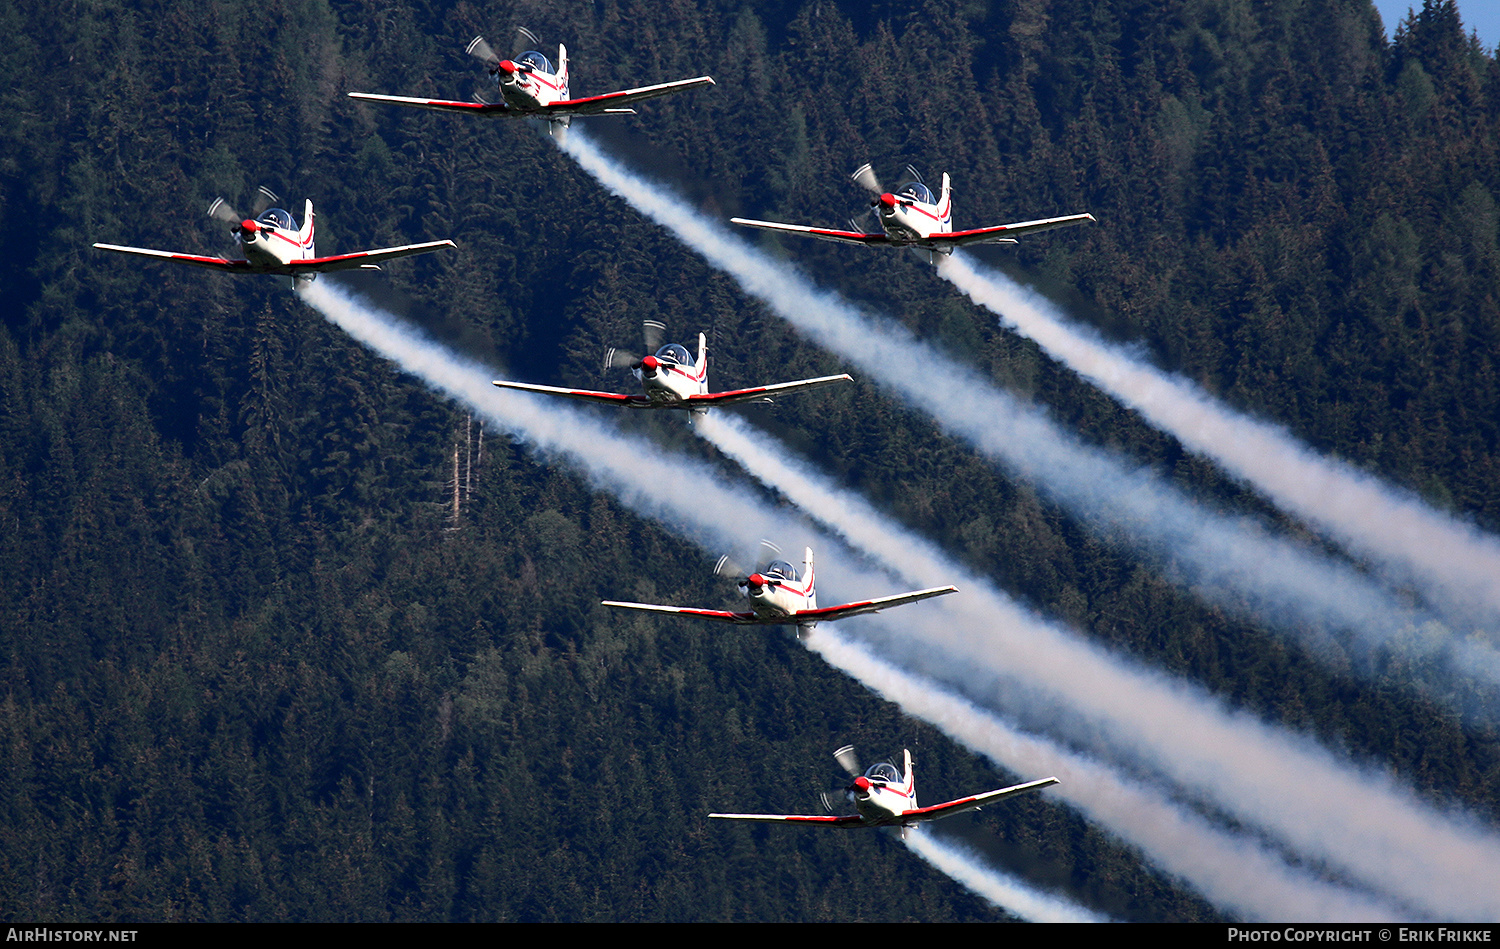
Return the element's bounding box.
[1,0,1497,922]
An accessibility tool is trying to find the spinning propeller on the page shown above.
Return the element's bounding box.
[468,27,543,81]
[851,162,922,214]
[713,540,783,597]
[820,744,879,813]
[603,320,668,374]
[207,186,280,238]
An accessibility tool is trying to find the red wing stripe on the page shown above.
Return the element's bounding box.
[709,813,863,825]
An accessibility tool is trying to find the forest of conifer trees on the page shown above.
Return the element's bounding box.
[0,0,1497,923]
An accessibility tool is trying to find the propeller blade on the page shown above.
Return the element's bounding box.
[251,186,279,217]
[834,744,862,778]
[715,540,783,586]
[641,320,666,354]
[466,35,500,68]
[904,164,925,185]
[819,790,847,814]
[851,163,883,196]
[603,346,639,371]
[713,554,746,580]
[206,197,241,224]
[515,26,541,52]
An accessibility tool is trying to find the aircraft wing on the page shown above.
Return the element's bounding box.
[492,380,644,407]
[547,76,716,116]
[936,212,1096,248]
[348,93,518,116]
[709,813,864,826]
[287,240,456,274]
[730,218,892,247]
[899,776,1059,825]
[687,373,853,407]
[791,586,958,623]
[601,601,763,624]
[93,243,253,271]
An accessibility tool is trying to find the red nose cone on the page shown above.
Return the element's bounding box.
[854,776,871,791]
[746,573,765,589]
[241,219,259,234]
[879,193,897,209]
[641,355,659,371]
[498,59,517,75]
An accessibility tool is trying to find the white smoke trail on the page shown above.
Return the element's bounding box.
[553,130,1499,696]
[697,412,1500,920]
[938,253,1500,628]
[902,828,1112,923]
[295,279,1418,921]
[809,631,1409,922]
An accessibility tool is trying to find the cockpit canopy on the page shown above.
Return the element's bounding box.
[865,762,901,784]
[655,343,692,366]
[257,208,296,231]
[762,560,798,582]
[518,51,554,74]
[896,182,934,204]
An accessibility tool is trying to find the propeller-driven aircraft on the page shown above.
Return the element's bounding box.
[603,544,956,636]
[711,744,1058,837]
[93,187,455,282]
[732,163,1094,256]
[349,28,714,132]
[492,321,851,415]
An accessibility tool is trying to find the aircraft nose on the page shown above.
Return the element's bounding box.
[641,354,660,373]
[746,573,765,591]
[497,59,517,76]
[854,776,872,792]
[878,193,897,209]
[239,219,259,236]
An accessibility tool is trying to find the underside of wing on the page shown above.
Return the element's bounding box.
[347,93,515,116]
[792,585,958,623]
[548,76,716,116]
[709,813,864,826]
[601,601,765,624]
[938,212,1096,247]
[93,243,250,271]
[730,218,892,247]
[900,776,1060,825]
[687,373,853,407]
[290,239,457,274]
[492,380,643,406]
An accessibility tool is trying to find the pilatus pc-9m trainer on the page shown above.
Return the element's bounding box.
[712,745,1057,839]
[733,164,1093,256]
[350,29,714,134]
[492,322,850,416]
[93,187,454,283]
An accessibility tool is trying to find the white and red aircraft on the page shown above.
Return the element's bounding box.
[492,321,851,415]
[93,187,454,282]
[732,163,1094,255]
[711,745,1058,836]
[603,545,956,635]
[349,29,714,131]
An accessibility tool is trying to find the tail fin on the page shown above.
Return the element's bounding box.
[557,44,569,99]
[903,749,916,809]
[697,332,708,388]
[937,174,952,230]
[803,547,816,610]
[300,199,315,256]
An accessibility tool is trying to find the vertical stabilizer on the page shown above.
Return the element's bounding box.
[300,199,316,257]
[903,748,916,809]
[803,547,816,610]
